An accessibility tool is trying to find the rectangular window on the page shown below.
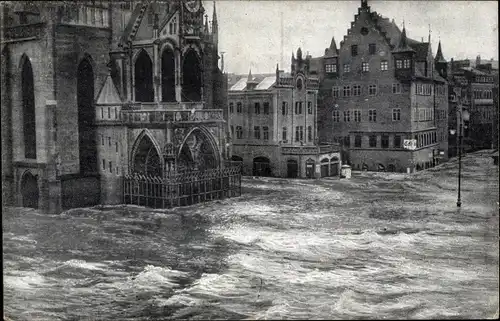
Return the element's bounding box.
[115,142,119,153]
[295,126,300,142]
[368,85,377,96]
[369,135,377,148]
[102,159,106,170]
[254,126,260,139]
[299,126,304,141]
[229,102,234,113]
[263,126,269,140]
[254,103,261,114]
[351,45,358,57]
[369,44,376,55]
[380,60,388,71]
[403,59,411,69]
[353,85,361,96]
[101,135,104,145]
[282,127,287,141]
[343,64,350,73]
[109,161,112,173]
[362,62,369,72]
[344,136,350,147]
[332,86,340,98]
[332,110,340,122]
[298,102,302,114]
[282,102,287,115]
[355,135,362,147]
[325,64,337,73]
[392,83,401,94]
[343,111,351,122]
[354,110,361,122]
[264,102,270,114]
[308,102,313,114]
[369,109,377,122]
[237,102,242,113]
[396,60,403,69]
[380,136,388,149]
[308,126,312,141]
[394,135,401,148]
[343,86,351,97]
[108,137,111,147]
[230,125,234,137]
[236,126,243,139]
[101,108,104,119]
[392,108,401,121]
[107,107,111,119]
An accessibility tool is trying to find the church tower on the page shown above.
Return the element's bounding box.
[434,40,448,79]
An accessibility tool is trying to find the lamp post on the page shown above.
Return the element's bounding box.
[450,106,470,207]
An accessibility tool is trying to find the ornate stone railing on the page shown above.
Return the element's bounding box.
[307,78,320,89]
[121,109,224,125]
[4,22,46,40]
[278,77,294,87]
[122,101,205,111]
[281,143,340,155]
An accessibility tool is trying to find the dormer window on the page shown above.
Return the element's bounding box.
[325,64,337,73]
[403,59,411,69]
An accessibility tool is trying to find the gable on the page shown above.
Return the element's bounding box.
[96,75,122,105]
[159,11,180,42]
[134,4,155,41]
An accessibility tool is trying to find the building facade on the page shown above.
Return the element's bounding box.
[1,0,230,213]
[447,57,498,156]
[227,49,340,179]
[317,0,449,173]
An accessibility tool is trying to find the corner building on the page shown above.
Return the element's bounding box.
[228,49,340,179]
[317,0,449,173]
[1,1,230,213]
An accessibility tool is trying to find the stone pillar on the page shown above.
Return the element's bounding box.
[175,49,182,102]
[45,100,62,213]
[153,40,160,102]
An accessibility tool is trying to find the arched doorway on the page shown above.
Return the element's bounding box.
[21,172,39,209]
[305,159,315,179]
[182,50,201,102]
[21,56,36,159]
[161,48,176,102]
[253,157,271,177]
[177,128,219,172]
[133,134,162,177]
[135,50,154,102]
[330,157,339,176]
[287,159,298,178]
[77,58,97,174]
[320,158,329,177]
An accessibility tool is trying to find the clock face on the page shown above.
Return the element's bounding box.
[185,0,200,13]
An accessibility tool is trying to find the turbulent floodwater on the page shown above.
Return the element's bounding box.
[3,152,499,320]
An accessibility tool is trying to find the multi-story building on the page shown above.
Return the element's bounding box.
[227,49,340,178]
[448,57,498,155]
[317,0,449,173]
[1,0,230,212]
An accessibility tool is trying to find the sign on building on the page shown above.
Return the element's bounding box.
[403,139,417,150]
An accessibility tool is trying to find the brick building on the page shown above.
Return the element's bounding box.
[1,1,229,212]
[317,0,449,173]
[227,49,340,179]
[448,56,498,156]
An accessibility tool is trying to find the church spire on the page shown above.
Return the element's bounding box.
[434,40,446,63]
[212,1,218,27]
[325,36,338,57]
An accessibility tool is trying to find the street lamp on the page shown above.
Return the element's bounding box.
[450,107,470,207]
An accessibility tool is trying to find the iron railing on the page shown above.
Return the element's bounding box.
[123,165,242,208]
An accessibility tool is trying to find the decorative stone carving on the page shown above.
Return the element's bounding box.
[173,128,185,147]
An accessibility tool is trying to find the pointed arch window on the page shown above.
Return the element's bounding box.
[182,49,202,102]
[161,48,176,102]
[22,56,36,159]
[134,50,154,102]
[133,134,162,176]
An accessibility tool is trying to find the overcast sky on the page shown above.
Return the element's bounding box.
[202,0,498,75]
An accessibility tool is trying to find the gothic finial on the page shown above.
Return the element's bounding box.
[428,24,431,43]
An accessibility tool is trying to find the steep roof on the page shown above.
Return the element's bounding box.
[409,42,429,61]
[324,37,338,57]
[434,41,446,63]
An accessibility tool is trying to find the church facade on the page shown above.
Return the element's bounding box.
[1,1,231,213]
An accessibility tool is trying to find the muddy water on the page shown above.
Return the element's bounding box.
[3,153,499,320]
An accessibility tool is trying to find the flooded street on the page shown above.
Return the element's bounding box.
[3,152,499,320]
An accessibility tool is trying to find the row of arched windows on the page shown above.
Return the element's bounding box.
[134,48,202,103]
